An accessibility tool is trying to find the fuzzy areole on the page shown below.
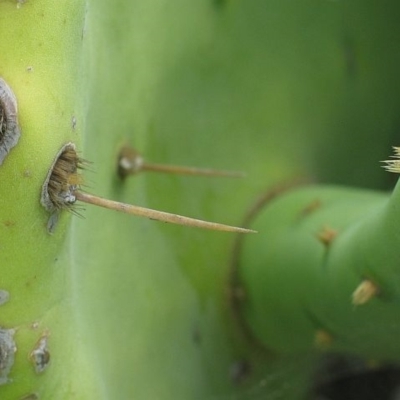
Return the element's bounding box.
[0,78,20,165]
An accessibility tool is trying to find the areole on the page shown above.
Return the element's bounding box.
[0,78,21,165]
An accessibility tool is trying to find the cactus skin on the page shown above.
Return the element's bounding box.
[0,1,103,399]
[235,182,400,361]
[2,0,400,399]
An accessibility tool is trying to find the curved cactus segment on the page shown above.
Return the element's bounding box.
[234,184,400,360]
[0,1,106,398]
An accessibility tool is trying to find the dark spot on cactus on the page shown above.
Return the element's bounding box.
[230,359,251,384]
[313,355,400,400]
[3,220,15,228]
[0,328,16,385]
[0,290,9,306]
[30,334,50,374]
[316,226,338,247]
[213,0,228,8]
[0,78,20,166]
[192,326,202,345]
[315,329,334,350]
[232,286,246,301]
[343,35,358,79]
[20,394,40,400]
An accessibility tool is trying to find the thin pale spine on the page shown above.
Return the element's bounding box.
[74,191,255,233]
[382,146,400,173]
[118,146,245,178]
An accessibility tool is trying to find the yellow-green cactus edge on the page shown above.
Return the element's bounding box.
[0,1,102,398]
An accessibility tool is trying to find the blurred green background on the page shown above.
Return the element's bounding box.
[73,1,400,399]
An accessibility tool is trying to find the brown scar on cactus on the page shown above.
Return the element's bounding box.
[352,279,380,306]
[30,334,50,374]
[0,78,21,165]
[117,144,246,179]
[41,143,256,234]
[0,328,16,385]
[316,226,337,246]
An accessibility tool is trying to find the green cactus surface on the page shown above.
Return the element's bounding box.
[1,0,400,399]
[234,184,400,357]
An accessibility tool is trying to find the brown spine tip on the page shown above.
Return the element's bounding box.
[352,279,379,306]
[316,226,338,246]
[314,329,333,350]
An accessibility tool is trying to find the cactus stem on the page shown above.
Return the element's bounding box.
[117,145,245,178]
[316,226,337,246]
[0,78,20,165]
[352,279,379,306]
[314,329,333,350]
